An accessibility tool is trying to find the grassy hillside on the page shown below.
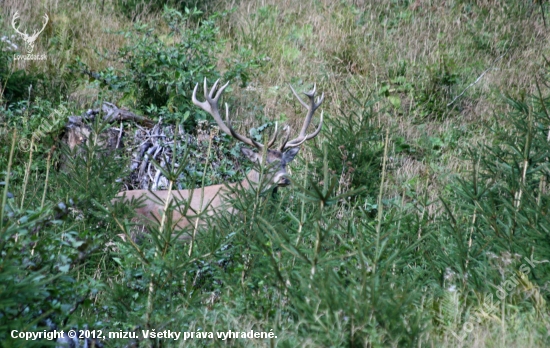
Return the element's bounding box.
[2,0,550,347]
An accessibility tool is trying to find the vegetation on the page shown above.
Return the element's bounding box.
[2,0,550,347]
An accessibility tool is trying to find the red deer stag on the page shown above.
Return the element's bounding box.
[114,79,324,236]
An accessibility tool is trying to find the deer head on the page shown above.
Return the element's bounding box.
[114,80,324,233]
[12,12,49,54]
[192,79,324,187]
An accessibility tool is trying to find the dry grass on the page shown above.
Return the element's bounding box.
[435,311,550,348]
[2,0,130,103]
[3,2,550,346]
[4,1,547,132]
[3,0,547,200]
[4,0,547,222]
[221,0,548,119]
[3,1,547,117]
[1,4,546,228]
[3,0,124,64]
[216,0,550,199]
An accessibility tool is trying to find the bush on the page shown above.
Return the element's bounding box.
[0,132,105,346]
[86,7,259,128]
[115,0,216,21]
[310,87,384,200]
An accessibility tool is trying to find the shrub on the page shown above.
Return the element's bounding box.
[310,87,384,200]
[86,7,259,128]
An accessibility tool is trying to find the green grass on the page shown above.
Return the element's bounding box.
[2,0,550,347]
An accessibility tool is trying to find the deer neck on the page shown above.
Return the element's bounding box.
[224,169,277,196]
[224,169,261,191]
[241,169,260,190]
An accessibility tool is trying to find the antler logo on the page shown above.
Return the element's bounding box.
[11,12,48,54]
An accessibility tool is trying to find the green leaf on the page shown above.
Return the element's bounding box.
[388,95,401,108]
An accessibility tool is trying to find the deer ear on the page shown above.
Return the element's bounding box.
[241,147,260,162]
[282,147,300,165]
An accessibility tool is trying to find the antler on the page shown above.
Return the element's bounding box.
[192,79,263,149]
[192,79,324,152]
[11,12,27,38]
[29,14,49,41]
[283,84,324,150]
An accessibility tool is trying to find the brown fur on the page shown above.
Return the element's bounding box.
[113,147,299,239]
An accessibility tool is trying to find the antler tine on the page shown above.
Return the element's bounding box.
[29,13,48,40]
[300,110,323,141]
[285,84,324,149]
[278,125,291,151]
[193,79,262,149]
[12,12,25,36]
[225,104,263,149]
[266,122,279,148]
[289,84,309,110]
[208,79,220,99]
[284,112,323,149]
[38,13,48,31]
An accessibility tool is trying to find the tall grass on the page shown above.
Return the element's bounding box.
[2,0,550,347]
